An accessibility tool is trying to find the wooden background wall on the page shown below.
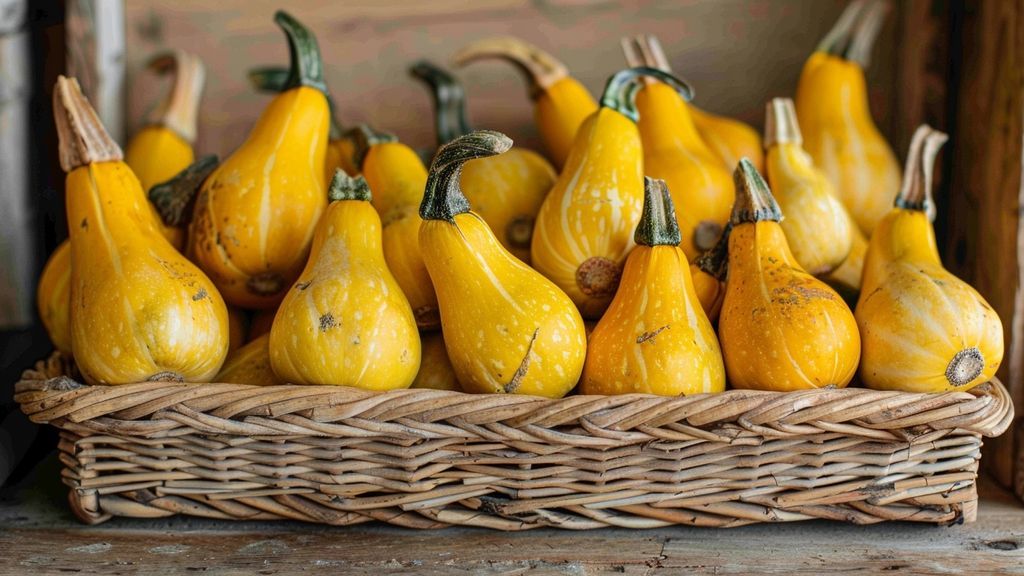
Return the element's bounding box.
[120,0,899,158]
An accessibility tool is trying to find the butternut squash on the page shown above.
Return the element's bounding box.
[621,35,733,258]
[55,76,228,384]
[215,334,282,386]
[795,0,900,235]
[347,124,439,329]
[410,60,556,263]
[452,37,597,169]
[189,11,329,309]
[269,172,420,388]
[419,131,586,397]
[764,98,853,275]
[248,65,358,179]
[856,125,1003,393]
[718,159,860,391]
[411,331,461,391]
[581,177,724,396]
[36,240,72,354]
[531,66,691,319]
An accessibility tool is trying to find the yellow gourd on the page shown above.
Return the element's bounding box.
[581,177,725,396]
[532,66,691,319]
[347,124,439,329]
[857,126,1003,393]
[410,61,556,264]
[36,240,72,354]
[452,37,597,169]
[248,66,358,180]
[55,76,228,384]
[270,172,421,388]
[764,98,853,275]
[419,131,586,398]
[690,106,764,174]
[189,12,329,309]
[412,331,461,391]
[621,36,733,258]
[690,226,730,322]
[826,213,868,297]
[795,0,901,235]
[215,334,282,386]
[718,159,860,391]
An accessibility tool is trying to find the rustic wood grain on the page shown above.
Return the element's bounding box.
[943,0,1024,495]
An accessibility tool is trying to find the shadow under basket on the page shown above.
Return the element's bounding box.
[14,353,1014,529]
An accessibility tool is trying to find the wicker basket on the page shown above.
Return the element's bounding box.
[15,353,1013,529]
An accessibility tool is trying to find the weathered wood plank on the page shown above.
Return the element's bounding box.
[66,0,126,143]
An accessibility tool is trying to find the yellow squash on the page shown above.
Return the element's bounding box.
[419,131,586,397]
[532,66,690,319]
[581,177,724,396]
[411,331,461,391]
[410,61,556,264]
[189,12,329,309]
[764,98,852,275]
[348,124,439,329]
[857,126,1003,393]
[718,159,860,391]
[248,66,358,180]
[36,240,72,354]
[690,225,729,322]
[795,0,900,235]
[621,36,733,258]
[269,172,421,389]
[453,37,597,169]
[690,106,764,175]
[55,76,228,384]
[825,213,869,298]
[215,334,282,386]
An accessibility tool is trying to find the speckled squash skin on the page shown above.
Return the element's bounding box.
[215,334,282,386]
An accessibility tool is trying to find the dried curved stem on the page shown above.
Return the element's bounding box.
[147,49,205,142]
[845,0,890,68]
[452,37,568,98]
[764,98,803,147]
[54,75,122,172]
[895,124,948,214]
[599,66,692,122]
[817,0,868,56]
[148,155,218,227]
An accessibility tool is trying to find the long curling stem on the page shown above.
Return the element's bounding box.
[895,124,948,214]
[420,130,513,223]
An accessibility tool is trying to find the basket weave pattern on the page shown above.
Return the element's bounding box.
[15,354,1013,529]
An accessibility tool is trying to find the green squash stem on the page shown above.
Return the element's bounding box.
[273,10,327,95]
[730,158,783,225]
[409,60,471,146]
[634,177,681,247]
[248,65,342,140]
[148,155,219,227]
[599,66,693,123]
[420,130,513,223]
[344,124,398,171]
[328,170,372,203]
[695,222,732,281]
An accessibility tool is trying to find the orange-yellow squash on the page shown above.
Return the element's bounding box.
[411,331,461,391]
[581,177,724,396]
[718,159,860,391]
[189,12,329,309]
[690,225,729,322]
[215,334,282,386]
[795,0,900,235]
[247,65,358,180]
[410,60,556,264]
[54,76,228,384]
[419,131,586,398]
[531,66,691,319]
[269,172,421,389]
[347,124,439,329]
[856,125,1003,393]
[764,98,852,275]
[36,240,72,354]
[452,37,597,169]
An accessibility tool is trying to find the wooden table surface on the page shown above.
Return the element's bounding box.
[2,454,1023,575]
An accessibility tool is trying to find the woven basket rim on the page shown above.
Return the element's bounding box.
[14,353,1014,441]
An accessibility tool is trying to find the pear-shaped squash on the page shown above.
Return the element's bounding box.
[247,65,358,180]
[795,0,901,235]
[411,331,461,391]
[55,76,228,384]
[347,124,439,329]
[764,98,853,275]
[581,177,724,396]
[215,334,282,386]
[36,240,72,354]
[718,159,860,391]
[531,66,691,319]
[269,172,420,388]
[690,224,730,322]
[419,131,586,398]
[856,126,1003,392]
[690,106,764,174]
[189,11,329,309]
[621,35,734,258]
[410,60,556,264]
[452,37,597,169]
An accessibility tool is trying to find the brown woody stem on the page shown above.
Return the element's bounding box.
[147,50,205,143]
[54,75,123,172]
[452,37,568,98]
[895,124,948,213]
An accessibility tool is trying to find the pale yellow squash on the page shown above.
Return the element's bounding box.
[215,334,282,386]
[411,331,461,391]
